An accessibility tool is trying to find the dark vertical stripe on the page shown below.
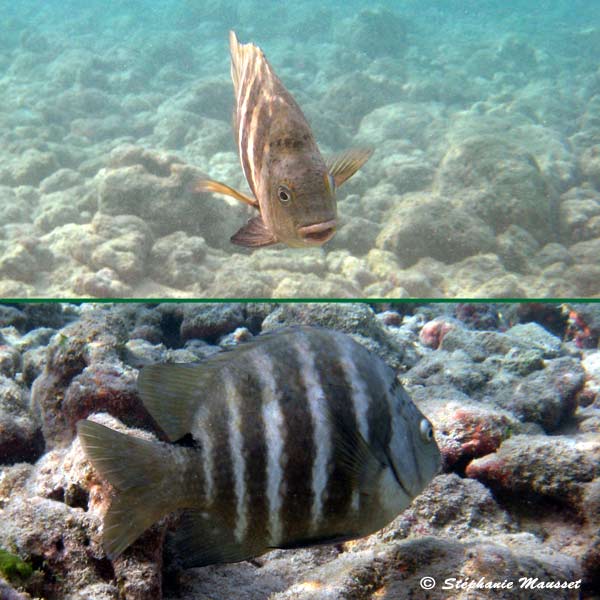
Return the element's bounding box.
[235,362,270,555]
[364,360,393,455]
[209,391,237,533]
[274,335,315,543]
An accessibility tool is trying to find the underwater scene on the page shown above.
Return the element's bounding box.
[1,1,600,298]
[0,301,597,599]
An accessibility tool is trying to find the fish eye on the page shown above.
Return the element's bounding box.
[277,185,292,204]
[419,419,434,443]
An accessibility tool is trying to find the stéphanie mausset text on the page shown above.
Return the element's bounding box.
[442,577,581,591]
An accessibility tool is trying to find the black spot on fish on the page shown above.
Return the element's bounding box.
[176,433,200,449]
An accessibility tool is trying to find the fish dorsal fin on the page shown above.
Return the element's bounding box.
[195,178,259,208]
[231,215,278,247]
[168,509,257,568]
[326,148,373,188]
[137,363,214,441]
[138,343,266,441]
[229,30,264,99]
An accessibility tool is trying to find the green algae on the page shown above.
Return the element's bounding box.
[0,547,33,585]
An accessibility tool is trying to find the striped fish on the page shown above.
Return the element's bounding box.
[77,326,441,568]
[195,31,373,248]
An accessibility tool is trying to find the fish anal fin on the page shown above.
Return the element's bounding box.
[326,148,373,188]
[231,216,278,248]
[195,178,258,208]
[169,509,259,568]
[274,533,354,550]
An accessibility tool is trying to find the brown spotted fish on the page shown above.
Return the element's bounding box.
[78,326,441,568]
[195,31,373,248]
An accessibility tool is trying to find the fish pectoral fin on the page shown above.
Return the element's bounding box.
[168,509,257,568]
[324,402,382,492]
[77,420,181,560]
[195,178,259,208]
[326,148,374,188]
[231,216,278,247]
[138,363,216,441]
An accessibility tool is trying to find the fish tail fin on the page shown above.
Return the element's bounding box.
[77,420,198,559]
[229,30,263,97]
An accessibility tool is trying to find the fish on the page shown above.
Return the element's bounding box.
[194,31,373,248]
[77,326,441,568]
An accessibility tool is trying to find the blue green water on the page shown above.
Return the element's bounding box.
[4,1,599,44]
[1,1,600,298]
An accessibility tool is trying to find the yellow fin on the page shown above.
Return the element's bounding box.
[195,178,258,208]
[326,148,373,188]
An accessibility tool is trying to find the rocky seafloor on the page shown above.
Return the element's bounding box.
[1,3,600,297]
[0,301,598,599]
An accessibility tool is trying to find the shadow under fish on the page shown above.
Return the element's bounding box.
[195,31,373,248]
[77,326,441,568]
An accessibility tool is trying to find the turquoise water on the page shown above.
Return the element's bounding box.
[1,1,600,298]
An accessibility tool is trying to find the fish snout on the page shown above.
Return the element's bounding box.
[297,219,337,245]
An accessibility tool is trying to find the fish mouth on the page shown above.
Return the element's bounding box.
[297,220,337,244]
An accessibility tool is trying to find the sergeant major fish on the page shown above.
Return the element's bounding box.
[195,31,373,248]
[77,326,441,568]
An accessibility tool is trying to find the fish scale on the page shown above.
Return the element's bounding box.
[77,326,441,568]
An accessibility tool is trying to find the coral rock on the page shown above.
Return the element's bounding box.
[377,194,496,267]
[466,433,600,511]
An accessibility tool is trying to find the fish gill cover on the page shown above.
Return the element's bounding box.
[0,0,599,298]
